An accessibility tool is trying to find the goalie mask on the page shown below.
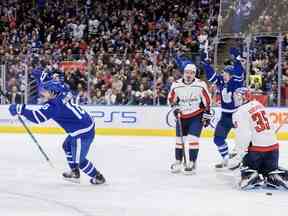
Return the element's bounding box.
[183,64,197,84]
[234,87,252,107]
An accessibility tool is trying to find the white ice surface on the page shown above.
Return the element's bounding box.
[0,134,287,216]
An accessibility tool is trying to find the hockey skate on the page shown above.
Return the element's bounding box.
[170,160,182,173]
[266,170,288,190]
[63,168,80,183]
[183,161,196,175]
[215,157,229,171]
[239,169,263,190]
[90,171,106,185]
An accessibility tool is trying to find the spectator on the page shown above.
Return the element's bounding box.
[7,85,23,104]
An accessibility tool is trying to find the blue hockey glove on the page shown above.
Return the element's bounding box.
[229,47,241,61]
[9,104,25,116]
[202,110,213,127]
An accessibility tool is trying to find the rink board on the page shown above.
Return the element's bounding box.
[0,105,287,140]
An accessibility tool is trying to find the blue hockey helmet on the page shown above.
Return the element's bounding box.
[39,80,65,95]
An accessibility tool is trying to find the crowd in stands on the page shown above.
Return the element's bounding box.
[0,0,287,106]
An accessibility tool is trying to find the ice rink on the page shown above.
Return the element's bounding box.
[0,134,287,216]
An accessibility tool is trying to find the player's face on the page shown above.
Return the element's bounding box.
[40,90,54,101]
[183,70,195,83]
[223,71,231,83]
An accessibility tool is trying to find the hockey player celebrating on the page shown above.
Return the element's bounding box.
[229,88,288,190]
[202,48,245,169]
[8,80,105,185]
[168,59,212,174]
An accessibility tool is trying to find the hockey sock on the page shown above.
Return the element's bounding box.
[79,159,97,178]
[189,143,199,162]
[217,144,229,159]
[65,152,78,170]
[175,143,184,161]
[214,137,229,159]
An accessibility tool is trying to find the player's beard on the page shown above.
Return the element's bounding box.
[184,75,194,84]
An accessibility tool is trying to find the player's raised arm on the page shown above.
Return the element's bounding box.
[229,48,245,83]
[201,61,222,86]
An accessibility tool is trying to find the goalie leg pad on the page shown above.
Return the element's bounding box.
[266,169,288,189]
[239,167,263,190]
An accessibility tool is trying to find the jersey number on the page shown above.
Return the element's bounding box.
[222,88,232,103]
[251,111,270,133]
[65,101,85,119]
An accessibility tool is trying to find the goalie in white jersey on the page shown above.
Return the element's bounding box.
[168,64,212,174]
[230,88,288,190]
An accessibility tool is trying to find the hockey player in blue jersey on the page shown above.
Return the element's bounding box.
[202,48,245,169]
[8,80,105,185]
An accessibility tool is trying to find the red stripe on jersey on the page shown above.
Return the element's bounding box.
[168,89,176,104]
[248,143,279,152]
[181,108,204,119]
[201,88,211,110]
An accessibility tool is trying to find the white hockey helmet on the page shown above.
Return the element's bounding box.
[183,64,197,73]
[183,64,197,83]
[234,87,252,107]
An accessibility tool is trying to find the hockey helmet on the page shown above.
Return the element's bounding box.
[234,87,252,107]
[40,80,65,96]
[183,64,197,73]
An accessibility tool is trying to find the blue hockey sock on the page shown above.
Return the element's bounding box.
[65,152,77,170]
[175,143,183,161]
[79,159,97,178]
[217,144,229,159]
[214,137,229,159]
[189,143,199,162]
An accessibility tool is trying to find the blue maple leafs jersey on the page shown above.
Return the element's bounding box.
[203,60,245,113]
[22,94,94,137]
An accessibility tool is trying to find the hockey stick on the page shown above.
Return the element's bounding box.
[0,89,54,168]
[275,122,285,134]
[177,113,187,166]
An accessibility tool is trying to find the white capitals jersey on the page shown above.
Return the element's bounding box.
[167,78,211,119]
[232,100,278,156]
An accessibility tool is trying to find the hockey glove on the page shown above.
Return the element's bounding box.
[170,96,180,107]
[173,108,181,118]
[229,47,241,60]
[9,104,25,116]
[202,111,213,127]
